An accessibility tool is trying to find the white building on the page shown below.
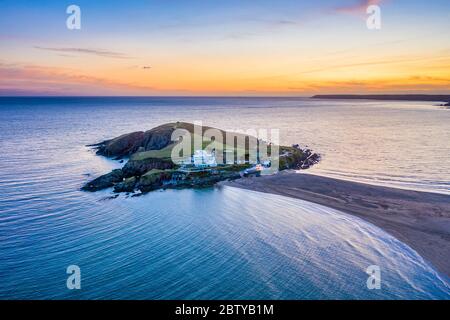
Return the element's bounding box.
[192,150,217,168]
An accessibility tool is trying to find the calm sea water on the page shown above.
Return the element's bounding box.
[0,97,449,299]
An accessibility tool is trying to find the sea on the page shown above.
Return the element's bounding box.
[0,97,449,299]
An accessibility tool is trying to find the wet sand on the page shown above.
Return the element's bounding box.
[222,171,450,278]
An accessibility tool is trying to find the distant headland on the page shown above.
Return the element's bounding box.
[311,94,450,105]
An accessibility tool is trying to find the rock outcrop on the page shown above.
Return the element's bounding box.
[93,131,145,157]
[113,176,137,193]
[137,169,175,192]
[122,158,175,178]
[81,169,124,192]
[279,146,320,170]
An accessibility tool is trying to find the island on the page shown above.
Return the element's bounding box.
[82,122,320,194]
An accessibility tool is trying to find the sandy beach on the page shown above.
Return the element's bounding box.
[222,171,450,278]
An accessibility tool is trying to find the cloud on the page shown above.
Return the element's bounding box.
[0,63,154,95]
[242,53,450,82]
[34,46,133,59]
[335,0,384,15]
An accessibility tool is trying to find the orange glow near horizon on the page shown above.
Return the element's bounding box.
[1,1,449,96]
[1,49,449,96]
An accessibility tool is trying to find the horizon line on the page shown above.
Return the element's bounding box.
[1,93,450,99]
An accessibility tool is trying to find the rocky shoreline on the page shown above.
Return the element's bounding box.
[82,122,320,194]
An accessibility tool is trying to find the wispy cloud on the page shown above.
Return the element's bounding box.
[242,53,450,81]
[335,0,385,15]
[0,63,153,95]
[34,46,133,59]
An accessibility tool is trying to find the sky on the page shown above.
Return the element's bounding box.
[0,0,449,96]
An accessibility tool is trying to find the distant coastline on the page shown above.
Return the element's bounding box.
[2,95,450,106]
[311,94,450,105]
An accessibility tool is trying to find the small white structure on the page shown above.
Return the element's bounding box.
[262,160,271,167]
[192,150,217,168]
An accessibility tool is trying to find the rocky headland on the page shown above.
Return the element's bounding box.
[311,94,450,103]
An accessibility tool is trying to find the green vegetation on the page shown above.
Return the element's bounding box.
[131,143,176,161]
[140,169,174,185]
[278,146,305,170]
[130,131,262,164]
